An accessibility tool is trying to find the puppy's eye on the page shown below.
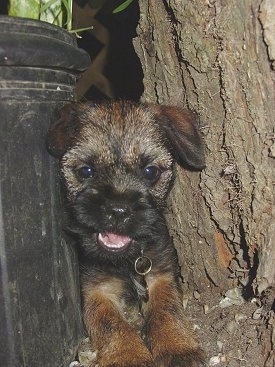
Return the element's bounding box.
[143,165,161,183]
[76,166,94,179]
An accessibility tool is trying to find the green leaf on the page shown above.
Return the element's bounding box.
[39,0,62,27]
[9,0,41,19]
[39,0,58,13]
[113,0,134,14]
[61,0,73,31]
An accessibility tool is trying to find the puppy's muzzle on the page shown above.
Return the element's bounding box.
[97,202,133,252]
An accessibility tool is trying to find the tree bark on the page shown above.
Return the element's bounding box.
[134,0,275,364]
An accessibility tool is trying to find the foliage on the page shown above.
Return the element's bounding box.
[113,0,134,14]
[8,0,73,30]
[7,0,135,31]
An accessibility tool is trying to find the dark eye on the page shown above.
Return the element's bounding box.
[143,165,161,183]
[76,166,94,179]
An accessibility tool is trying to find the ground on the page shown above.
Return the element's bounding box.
[70,289,275,367]
[69,288,274,367]
[184,289,274,367]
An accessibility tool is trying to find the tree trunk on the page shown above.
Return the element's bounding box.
[134,0,275,365]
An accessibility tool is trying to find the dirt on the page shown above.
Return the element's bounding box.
[184,288,275,367]
[70,287,274,367]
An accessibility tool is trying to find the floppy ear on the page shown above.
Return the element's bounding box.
[150,105,206,170]
[46,103,79,158]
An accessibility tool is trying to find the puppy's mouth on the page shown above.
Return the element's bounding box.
[97,232,132,252]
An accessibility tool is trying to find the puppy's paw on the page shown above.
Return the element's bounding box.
[98,336,154,367]
[99,354,154,367]
[147,316,205,367]
[154,348,206,367]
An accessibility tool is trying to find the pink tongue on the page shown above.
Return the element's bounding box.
[98,232,132,250]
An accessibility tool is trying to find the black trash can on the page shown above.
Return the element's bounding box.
[0,16,90,367]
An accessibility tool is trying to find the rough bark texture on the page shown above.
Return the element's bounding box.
[134,0,275,365]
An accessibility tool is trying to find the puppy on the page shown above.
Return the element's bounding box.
[47,101,206,367]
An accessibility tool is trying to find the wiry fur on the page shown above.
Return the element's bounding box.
[47,100,206,367]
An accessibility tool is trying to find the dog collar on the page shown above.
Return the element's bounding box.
[134,251,152,275]
[132,251,152,307]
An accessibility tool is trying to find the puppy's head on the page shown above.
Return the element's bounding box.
[47,101,205,262]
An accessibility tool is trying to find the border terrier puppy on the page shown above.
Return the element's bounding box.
[47,101,206,367]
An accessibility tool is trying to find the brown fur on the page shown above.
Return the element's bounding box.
[83,277,153,367]
[145,273,204,366]
[47,100,206,367]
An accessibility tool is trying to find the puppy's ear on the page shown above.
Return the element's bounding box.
[46,103,79,158]
[150,105,206,170]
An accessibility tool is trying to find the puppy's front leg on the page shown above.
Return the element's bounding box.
[144,273,205,367]
[82,276,154,367]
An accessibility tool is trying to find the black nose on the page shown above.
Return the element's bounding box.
[112,207,127,215]
[110,205,130,218]
[105,202,132,225]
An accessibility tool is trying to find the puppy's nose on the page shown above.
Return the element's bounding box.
[110,205,129,217]
[107,203,132,222]
[112,207,126,214]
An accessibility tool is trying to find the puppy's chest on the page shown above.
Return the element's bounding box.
[96,275,146,334]
[122,302,146,332]
[121,274,149,327]
[83,265,148,328]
